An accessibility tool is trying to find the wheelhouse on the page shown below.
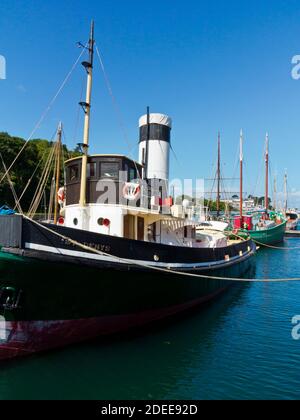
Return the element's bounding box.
[63,154,179,243]
[65,155,143,206]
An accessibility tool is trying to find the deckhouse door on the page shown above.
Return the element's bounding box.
[124,215,136,240]
[137,217,145,241]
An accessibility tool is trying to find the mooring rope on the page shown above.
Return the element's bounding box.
[223,228,300,251]
[19,216,300,283]
[250,237,300,250]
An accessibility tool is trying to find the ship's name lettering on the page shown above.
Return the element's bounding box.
[60,239,111,253]
[83,242,111,253]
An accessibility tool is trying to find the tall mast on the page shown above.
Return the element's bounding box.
[216,132,221,218]
[54,122,62,225]
[273,175,277,212]
[265,133,269,212]
[239,130,243,224]
[79,21,95,207]
[284,170,288,214]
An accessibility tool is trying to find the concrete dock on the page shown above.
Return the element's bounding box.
[285,230,300,237]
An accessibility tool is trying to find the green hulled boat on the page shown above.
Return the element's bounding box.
[235,132,286,246]
[238,212,286,246]
[244,219,286,246]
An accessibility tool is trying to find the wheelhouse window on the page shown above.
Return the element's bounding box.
[87,162,96,178]
[69,165,79,182]
[100,162,119,179]
[129,167,136,181]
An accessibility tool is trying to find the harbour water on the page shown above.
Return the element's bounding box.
[1,238,300,400]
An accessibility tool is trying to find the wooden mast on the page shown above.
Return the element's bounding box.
[273,176,277,212]
[284,171,288,215]
[239,130,243,224]
[265,133,269,212]
[79,21,95,207]
[216,132,221,218]
[54,122,62,225]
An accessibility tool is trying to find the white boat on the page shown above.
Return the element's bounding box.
[286,210,298,230]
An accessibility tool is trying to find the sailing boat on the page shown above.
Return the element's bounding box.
[236,133,286,246]
[0,23,256,360]
[196,132,233,234]
[283,172,299,230]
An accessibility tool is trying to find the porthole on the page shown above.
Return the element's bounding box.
[73,218,78,226]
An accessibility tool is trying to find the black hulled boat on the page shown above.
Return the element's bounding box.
[0,23,256,360]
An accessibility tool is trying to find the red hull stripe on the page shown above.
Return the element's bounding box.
[0,286,228,360]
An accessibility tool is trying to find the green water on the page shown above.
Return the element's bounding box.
[1,239,300,400]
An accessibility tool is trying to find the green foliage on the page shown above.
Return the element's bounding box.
[175,195,232,212]
[204,199,230,212]
[0,132,78,211]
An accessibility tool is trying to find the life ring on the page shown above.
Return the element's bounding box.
[122,183,141,201]
[57,187,65,204]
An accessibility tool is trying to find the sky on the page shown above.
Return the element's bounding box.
[1,0,300,206]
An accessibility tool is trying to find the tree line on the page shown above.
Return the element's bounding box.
[0,132,79,212]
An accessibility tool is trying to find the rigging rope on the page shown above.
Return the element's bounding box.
[61,128,67,186]
[47,176,55,222]
[0,46,87,187]
[72,78,85,148]
[95,43,142,183]
[251,141,265,200]
[170,144,181,168]
[95,44,133,152]
[229,140,240,197]
[13,128,57,211]
[27,140,58,218]
[0,153,23,214]
[20,216,300,283]
[13,146,50,212]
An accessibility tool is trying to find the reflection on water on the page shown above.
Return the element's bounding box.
[0,241,300,400]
